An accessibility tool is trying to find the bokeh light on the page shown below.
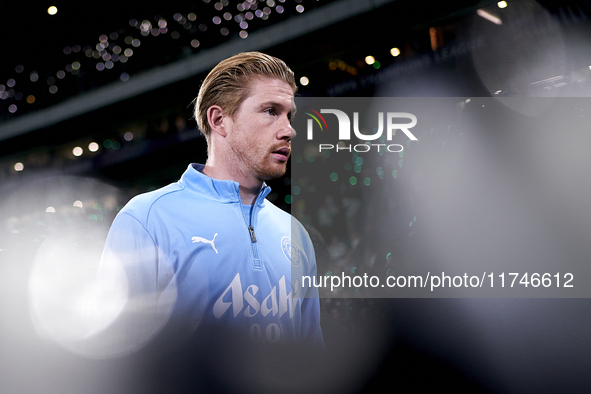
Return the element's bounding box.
[47,6,58,15]
[88,142,99,152]
[0,174,179,358]
[390,47,401,57]
[72,147,83,157]
[365,56,375,65]
[498,1,508,8]
[300,76,309,86]
[14,162,24,171]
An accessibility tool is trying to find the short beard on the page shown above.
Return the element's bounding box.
[255,162,287,181]
[227,139,287,181]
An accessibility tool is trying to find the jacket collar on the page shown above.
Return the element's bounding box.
[179,163,271,205]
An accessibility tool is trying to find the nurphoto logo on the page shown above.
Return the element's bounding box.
[304,108,418,153]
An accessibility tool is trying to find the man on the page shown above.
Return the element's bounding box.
[98,52,323,350]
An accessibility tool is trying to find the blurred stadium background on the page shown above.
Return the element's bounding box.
[2,0,591,393]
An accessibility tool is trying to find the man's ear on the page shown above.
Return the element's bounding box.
[207,105,227,137]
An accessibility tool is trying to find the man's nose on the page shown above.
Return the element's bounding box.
[277,117,294,141]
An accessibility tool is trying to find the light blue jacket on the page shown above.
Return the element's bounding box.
[99,163,323,346]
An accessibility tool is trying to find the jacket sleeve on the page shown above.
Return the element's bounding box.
[94,211,176,354]
[98,212,160,297]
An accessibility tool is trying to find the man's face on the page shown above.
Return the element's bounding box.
[225,77,295,181]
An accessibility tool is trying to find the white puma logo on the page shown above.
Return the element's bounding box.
[192,233,218,254]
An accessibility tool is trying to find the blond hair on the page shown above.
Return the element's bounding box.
[194,51,296,143]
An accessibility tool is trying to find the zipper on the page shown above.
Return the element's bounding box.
[248,225,257,243]
[249,204,260,261]
[246,197,261,268]
[241,186,268,269]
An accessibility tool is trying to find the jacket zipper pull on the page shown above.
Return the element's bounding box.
[248,225,257,243]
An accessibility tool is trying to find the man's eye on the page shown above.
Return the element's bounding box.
[266,108,276,116]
